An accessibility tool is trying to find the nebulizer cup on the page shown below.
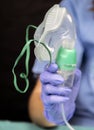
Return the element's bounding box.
[55,8,76,88]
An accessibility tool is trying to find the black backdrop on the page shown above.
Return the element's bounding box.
[0,0,60,122]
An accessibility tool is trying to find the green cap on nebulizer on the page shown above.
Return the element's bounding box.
[56,22,76,71]
[56,47,76,71]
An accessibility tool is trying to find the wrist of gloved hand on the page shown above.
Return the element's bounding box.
[40,63,81,125]
[43,102,76,125]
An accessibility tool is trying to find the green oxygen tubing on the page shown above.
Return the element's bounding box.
[12,25,52,94]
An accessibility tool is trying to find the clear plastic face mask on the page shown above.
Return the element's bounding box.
[34,7,76,62]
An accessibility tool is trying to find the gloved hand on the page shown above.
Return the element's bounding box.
[40,63,81,125]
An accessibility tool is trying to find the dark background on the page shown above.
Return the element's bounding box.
[0,0,60,122]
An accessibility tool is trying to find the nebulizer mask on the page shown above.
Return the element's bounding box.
[34,4,76,88]
[12,4,76,130]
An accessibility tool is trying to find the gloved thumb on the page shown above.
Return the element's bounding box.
[45,63,58,73]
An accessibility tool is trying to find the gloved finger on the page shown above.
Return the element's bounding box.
[40,71,64,85]
[43,84,72,96]
[45,63,58,73]
[41,92,69,104]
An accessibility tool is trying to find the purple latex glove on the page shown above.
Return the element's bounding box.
[40,63,81,125]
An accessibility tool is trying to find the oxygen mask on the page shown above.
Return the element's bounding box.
[34,4,76,63]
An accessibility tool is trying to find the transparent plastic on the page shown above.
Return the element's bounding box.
[58,69,75,88]
[34,4,70,61]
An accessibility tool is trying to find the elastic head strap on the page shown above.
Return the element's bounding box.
[12,25,52,93]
